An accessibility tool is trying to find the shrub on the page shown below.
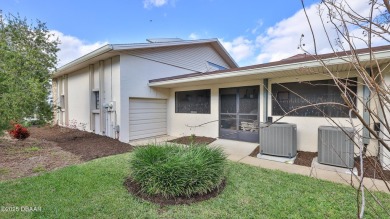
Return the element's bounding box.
[129,143,227,198]
[8,123,30,140]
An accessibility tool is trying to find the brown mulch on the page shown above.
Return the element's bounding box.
[249,147,390,181]
[0,133,82,181]
[249,146,259,157]
[355,156,390,181]
[294,151,318,167]
[249,148,318,167]
[168,136,216,145]
[123,177,226,206]
[29,126,133,161]
[0,125,133,181]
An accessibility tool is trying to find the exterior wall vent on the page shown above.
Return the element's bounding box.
[259,123,297,158]
[318,126,355,168]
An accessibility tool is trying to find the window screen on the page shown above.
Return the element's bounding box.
[272,78,357,117]
[175,89,211,114]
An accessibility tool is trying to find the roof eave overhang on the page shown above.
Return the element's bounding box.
[51,38,238,78]
[148,50,390,88]
[51,45,114,78]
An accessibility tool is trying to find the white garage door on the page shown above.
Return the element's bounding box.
[129,98,167,140]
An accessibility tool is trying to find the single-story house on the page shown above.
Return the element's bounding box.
[52,38,238,142]
[52,38,390,169]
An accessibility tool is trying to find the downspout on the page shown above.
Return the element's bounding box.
[89,64,94,131]
[64,75,69,126]
[99,60,105,135]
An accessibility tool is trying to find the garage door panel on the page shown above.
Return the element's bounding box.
[129,100,166,109]
[130,122,167,132]
[129,112,166,121]
[130,118,166,125]
[129,108,167,114]
[129,98,167,141]
[130,130,167,140]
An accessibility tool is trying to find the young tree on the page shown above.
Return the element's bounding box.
[297,0,390,218]
[0,12,59,130]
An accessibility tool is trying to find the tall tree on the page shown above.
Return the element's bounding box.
[0,12,59,130]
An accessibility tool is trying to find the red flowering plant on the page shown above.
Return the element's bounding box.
[8,123,30,140]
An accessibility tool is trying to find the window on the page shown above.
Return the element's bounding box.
[175,89,211,114]
[207,61,227,70]
[271,78,357,117]
[60,95,65,109]
[93,91,100,110]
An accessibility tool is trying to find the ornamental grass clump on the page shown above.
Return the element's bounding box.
[129,143,227,198]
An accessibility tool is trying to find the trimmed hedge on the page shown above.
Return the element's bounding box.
[129,143,227,198]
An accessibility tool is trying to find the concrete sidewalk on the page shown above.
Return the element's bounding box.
[235,155,390,194]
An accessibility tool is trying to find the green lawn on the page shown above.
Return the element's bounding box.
[0,153,389,218]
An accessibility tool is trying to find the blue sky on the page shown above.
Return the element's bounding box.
[1,0,385,67]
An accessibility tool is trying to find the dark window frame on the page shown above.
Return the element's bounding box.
[271,78,357,118]
[175,89,211,114]
[60,95,65,109]
[93,91,100,110]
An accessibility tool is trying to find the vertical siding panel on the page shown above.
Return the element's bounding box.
[127,44,231,73]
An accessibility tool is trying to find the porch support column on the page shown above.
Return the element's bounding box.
[262,78,269,123]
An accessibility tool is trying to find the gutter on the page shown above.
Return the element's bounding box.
[51,44,114,78]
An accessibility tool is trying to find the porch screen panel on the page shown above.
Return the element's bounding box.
[271,78,357,117]
[175,89,211,114]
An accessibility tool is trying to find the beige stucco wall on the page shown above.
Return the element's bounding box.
[167,80,261,138]
[67,67,90,129]
[381,69,390,170]
[268,73,368,152]
[167,72,377,153]
[53,56,121,138]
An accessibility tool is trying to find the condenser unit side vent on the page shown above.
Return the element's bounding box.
[318,126,355,168]
[259,123,297,158]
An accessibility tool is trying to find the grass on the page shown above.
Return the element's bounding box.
[0,168,10,176]
[0,153,389,218]
[24,146,41,153]
[32,165,46,173]
[130,143,226,198]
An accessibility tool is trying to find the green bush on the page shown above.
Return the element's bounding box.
[129,143,227,198]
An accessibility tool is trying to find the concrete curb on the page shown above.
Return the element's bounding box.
[231,156,390,194]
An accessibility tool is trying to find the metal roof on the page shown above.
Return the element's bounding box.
[148,45,390,88]
[52,38,238,78]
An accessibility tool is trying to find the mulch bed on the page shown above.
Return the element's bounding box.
[249,147,390,181]
[249,146,259,157]
[249,148,318,168]
[355,156,390,181]
[294,151,318,167]
[123,177,226,206]
[168,136,216,145]
[1,125,134,181]
[29,126,133,161]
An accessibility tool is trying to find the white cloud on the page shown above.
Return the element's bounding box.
[50,30,107,67]
[253,0,388,64]
[143,0,168,8]
[220,36,255,64]
[251,19,263,34]
[188,33,199,40]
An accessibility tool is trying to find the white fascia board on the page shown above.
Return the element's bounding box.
[111,39,218,51]
[52,39,225,78]
[149,50,390,87]
[52,45,113,78]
